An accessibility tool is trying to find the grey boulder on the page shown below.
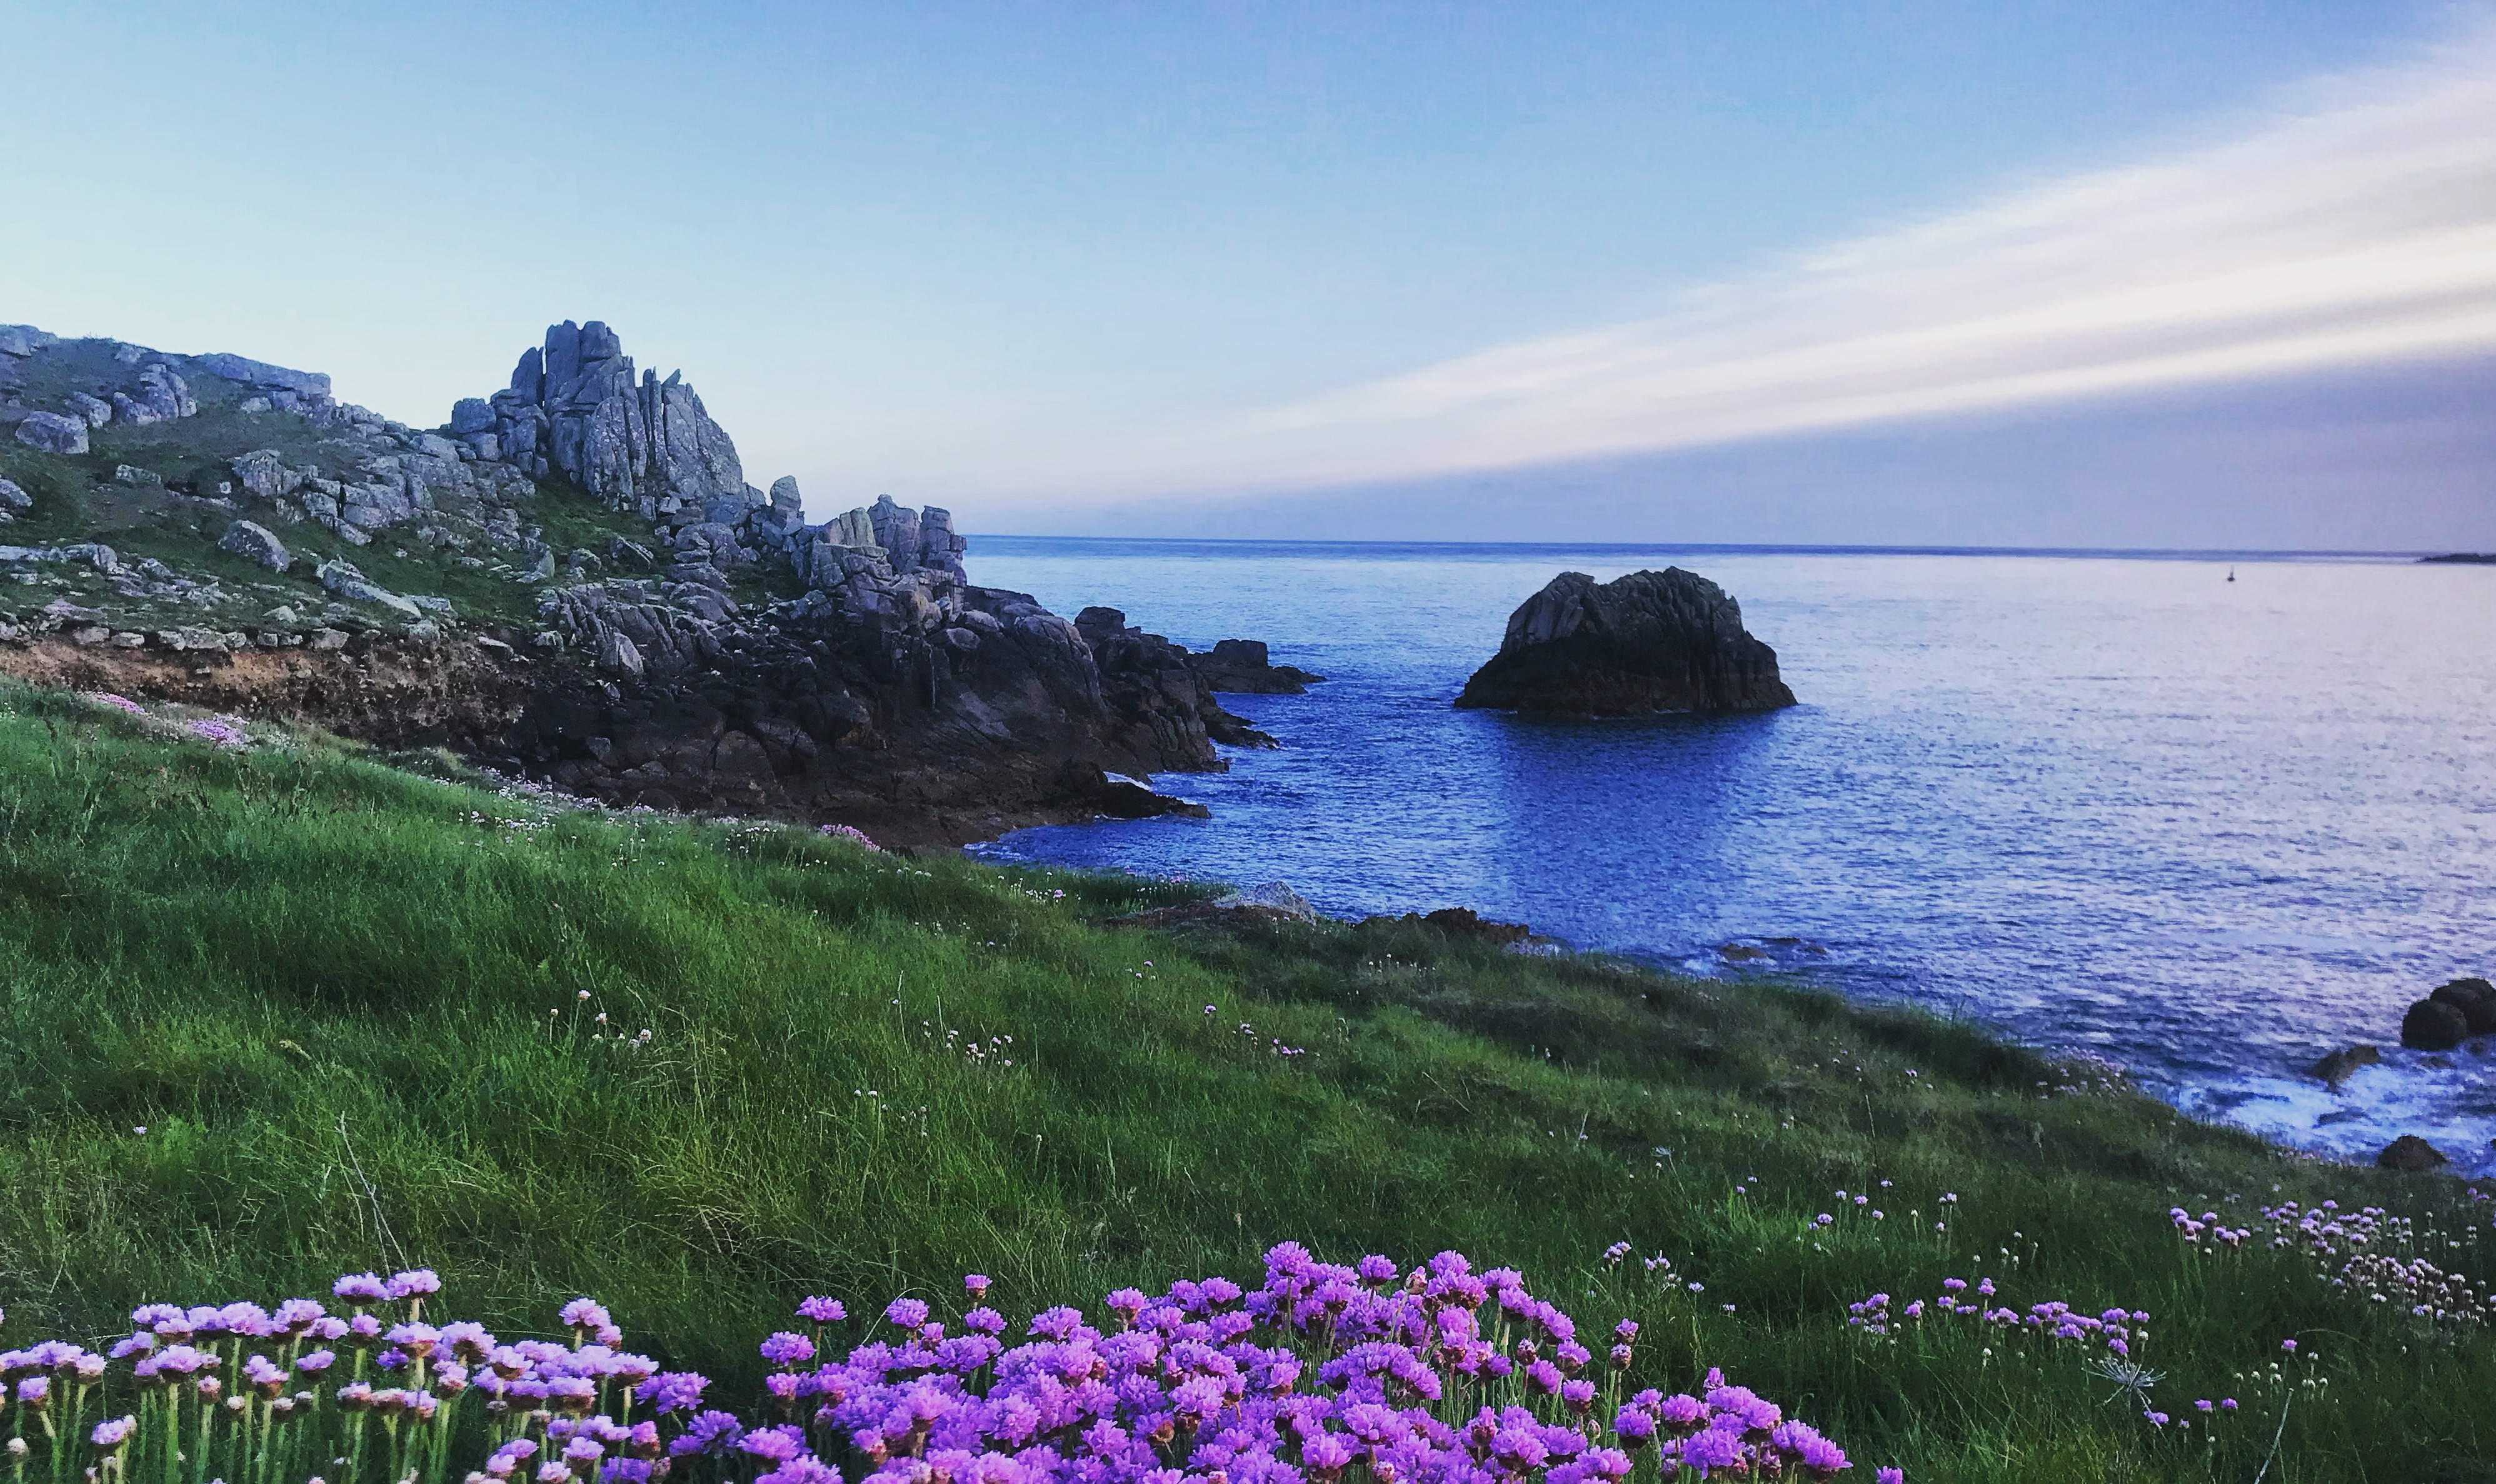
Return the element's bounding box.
[313,558,423,621]
[218,519,293,571]
[14,411,89,454]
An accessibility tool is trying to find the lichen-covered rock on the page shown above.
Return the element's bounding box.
[314,558,423,621]
[1455,568,1796,716]
[14,411,89,454]
[112,363,195,424]
[218,519,292,571]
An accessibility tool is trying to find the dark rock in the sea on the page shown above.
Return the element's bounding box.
[2418,553,2496,564]
[1187,639,1323,694]
[2309,1044,2381,1088]
[2402,998,2470,1051]
[1355,906,1533,946]
[2430,976,2496,1034]
[1073,607,1277,752]
[2377,1135,2448,1171]
[1455,568,1796,716]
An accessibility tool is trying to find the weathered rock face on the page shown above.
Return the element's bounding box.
[475,321,746,523]
[15,411,89,455]
[1455,568,1796,717]
[1073,608,1276,755]
[1188,639,1324,694]
[506,581,1227,844]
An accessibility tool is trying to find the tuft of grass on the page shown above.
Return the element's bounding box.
[0,682,2485,1481]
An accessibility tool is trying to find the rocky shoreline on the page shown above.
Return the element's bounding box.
[0,318,1313,848]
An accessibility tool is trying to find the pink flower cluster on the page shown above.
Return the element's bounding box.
[1847,1280,2146,1358]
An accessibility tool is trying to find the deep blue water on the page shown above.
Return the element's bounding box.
[962,538,2496,1172]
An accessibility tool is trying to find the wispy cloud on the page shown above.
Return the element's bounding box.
[1071,23,2496,496]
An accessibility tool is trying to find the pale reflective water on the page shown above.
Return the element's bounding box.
[965,539,2496,1171]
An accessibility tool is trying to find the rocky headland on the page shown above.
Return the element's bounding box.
[0,319,1304,845]
[1455,567,1796,717]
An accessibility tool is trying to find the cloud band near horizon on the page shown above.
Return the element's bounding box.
[1041,23,2496,500]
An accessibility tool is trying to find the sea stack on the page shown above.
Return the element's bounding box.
[1455,568,1797,717]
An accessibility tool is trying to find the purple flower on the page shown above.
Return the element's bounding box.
[964,1307,1006,1336]
[738,1426,807,1463]
[334,1273,389,1304]
[386,1270,442,1301]
[2222,1398,2239,1411]
[1771,1422,1847,1476]
[560,1300,612,1331]
[16,1378,48,1407]
[298,1349,336,1375]
[758,1461,841,1484]
[1680,1426,1746,1476]
[669,1411,744,1458]
[599,1463,653,1484]
[885,1298,931,1330]
[963,1275,991,1299]
[2280,1338,2298,1353]
[89,1417,136,1450]
[1877,1471,1905,1484]
[759,1332,815,1367]
[796,1297,845,1324]
[634,1372,709,1415]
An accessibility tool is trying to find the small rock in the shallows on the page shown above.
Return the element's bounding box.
[2377,1135,2448,1172]
[2402,998,2469,1051]
[2308,1044,2380,1088]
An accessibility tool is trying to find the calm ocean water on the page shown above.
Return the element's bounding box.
[962,538,2496,1173]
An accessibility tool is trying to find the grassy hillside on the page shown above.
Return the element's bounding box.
[0,682,2486,1481]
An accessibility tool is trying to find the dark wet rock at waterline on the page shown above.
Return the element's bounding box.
[1455,568,1796,717]
[2403,999,2471,1051]
[2378,1135,2448,1171]
[2309,1044,2381,1089]
[1188,639,1324,694]
[2431,976,2496,1034]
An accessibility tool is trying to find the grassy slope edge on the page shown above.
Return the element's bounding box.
[0,684,2484,1481]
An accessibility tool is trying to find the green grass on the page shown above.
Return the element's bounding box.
[0,684,2486,1481]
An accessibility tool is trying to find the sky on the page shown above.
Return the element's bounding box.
[3,1,2490,548]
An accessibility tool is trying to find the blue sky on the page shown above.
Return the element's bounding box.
[4,1,2489,545]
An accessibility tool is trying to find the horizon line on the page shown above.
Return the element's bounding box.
[963,534,2483,563]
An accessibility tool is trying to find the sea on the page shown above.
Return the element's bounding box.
[960,538,2496,1175]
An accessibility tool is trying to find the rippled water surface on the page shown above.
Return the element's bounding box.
[963,538,2496,1171]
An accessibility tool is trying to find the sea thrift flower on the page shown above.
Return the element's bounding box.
[796,1297,846,1324]
[561,1300,612,1332]
[885,1298,931,1330]
[759,1333,815,1367]
[335,1273,389,1304]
